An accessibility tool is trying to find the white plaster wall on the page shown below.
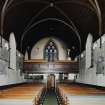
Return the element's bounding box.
[0,61,25,86]
[0,37,25,86]
[77,61,105,87]
[76,34,105,87]
[0,47,9,86]
[0,39,9,61]
[7,68,25,85]
[31,37,67,60]
[76,56,105,86]
[0,75,8,86]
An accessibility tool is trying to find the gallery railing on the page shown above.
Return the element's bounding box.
[23,60,79,73]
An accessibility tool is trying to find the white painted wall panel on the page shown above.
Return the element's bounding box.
[31,37,67,60]
[76,34,105,87]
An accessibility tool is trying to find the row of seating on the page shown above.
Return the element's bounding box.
[56,87,69,105]
[57,83,105,105]
[58,83,105,95]
[0,83,45,105]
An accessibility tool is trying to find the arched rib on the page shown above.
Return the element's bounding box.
[20,18,81,54]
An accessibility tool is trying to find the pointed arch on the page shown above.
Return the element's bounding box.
[21,18,81,54]
[44,39,58,62]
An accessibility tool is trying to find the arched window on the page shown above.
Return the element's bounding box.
[44,40,58,62]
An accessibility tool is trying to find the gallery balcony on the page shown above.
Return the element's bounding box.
[23,59,79,73]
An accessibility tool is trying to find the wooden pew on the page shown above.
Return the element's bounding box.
[0,83,45,105]
[58,83,105,105]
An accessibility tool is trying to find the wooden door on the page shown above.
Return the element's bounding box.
[47,74,55,89]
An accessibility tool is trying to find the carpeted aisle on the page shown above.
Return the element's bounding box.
[43,88,58,105]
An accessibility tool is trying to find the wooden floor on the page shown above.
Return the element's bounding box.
[58,83,105,105]
[0,83,44,105]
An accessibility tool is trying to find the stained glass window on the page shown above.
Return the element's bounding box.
[44,40,58,62]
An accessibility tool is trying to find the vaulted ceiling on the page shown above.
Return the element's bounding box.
[0,0,105,57]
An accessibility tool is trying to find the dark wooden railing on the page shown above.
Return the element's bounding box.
[23,60,79,73]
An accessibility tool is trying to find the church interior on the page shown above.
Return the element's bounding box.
[0,0,105,105]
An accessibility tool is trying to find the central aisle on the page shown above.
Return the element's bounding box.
[43,88,58,105]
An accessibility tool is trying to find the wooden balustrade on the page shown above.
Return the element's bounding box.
[23,60,79,73]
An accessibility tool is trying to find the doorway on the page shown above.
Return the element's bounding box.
[47,74,56,89]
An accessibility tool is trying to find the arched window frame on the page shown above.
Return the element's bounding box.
[44,39,58,62]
